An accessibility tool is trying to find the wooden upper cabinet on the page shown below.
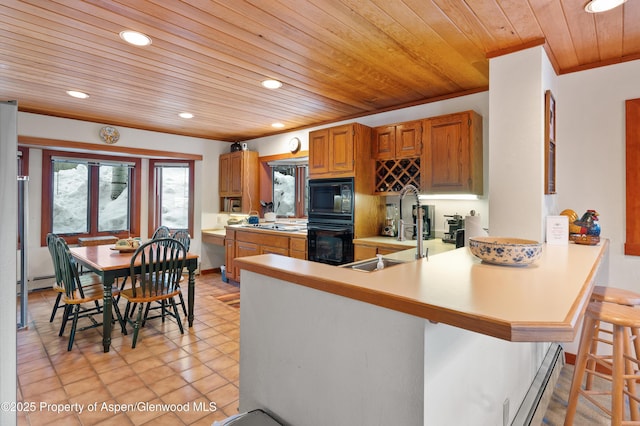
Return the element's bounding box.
[423,111,483,195]
[219,150,260,213]
[373,120,422,160]
[328,124,355,174]
[309,123,372,179]
[309,129,330,175]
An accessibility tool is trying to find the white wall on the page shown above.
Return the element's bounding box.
[557,60,640,293]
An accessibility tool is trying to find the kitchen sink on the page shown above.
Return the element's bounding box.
[344,257,408,272]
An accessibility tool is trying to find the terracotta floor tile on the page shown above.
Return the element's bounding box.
[21,376,63,399]
[205,383,239,410]
[139,411,182,426]
[58,366,99,386]
[191,372,230,395]
[178,363,215,383]
[124,397,166,425]
[98,364,135,385]
[159,384,201,404]
[64,376,105,398]
[94,412,133,426]
[206,354,237,372]
[104,374,146,398]
[147,374,189,397]
[19,364,58,385]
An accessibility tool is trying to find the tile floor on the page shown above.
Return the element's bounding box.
[16,273,241,426]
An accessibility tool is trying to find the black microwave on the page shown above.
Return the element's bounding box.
[308,178,354,222]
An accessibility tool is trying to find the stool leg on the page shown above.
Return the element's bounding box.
[585,319,602,390]
[625,328,640,421]
[612,324,625,425]
[632,327,640,374]
[565,315,598,426]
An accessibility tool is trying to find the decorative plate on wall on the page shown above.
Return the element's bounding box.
[99,126,120,144]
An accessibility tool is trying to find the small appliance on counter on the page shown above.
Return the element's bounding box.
[381,203,398,237]
[412,205,435,240]
[443,214,464,244]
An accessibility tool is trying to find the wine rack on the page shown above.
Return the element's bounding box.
[375,157,421,194]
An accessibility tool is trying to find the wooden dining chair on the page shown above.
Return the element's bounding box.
[171,229,190,316]
[54,236,124,351]
[172,229,190,251]
[151,225,171,239]
[117,238,187,348]
[46,233,102,323]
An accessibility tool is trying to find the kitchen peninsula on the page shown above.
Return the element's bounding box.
[234,240,608,425]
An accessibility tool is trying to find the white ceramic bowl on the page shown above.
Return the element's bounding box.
[468,237,542,266]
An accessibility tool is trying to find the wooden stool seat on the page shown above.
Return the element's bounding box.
[565,301,640,425]
[592,286,640,307]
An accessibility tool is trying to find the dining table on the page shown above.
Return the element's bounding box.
[69,244,199,352]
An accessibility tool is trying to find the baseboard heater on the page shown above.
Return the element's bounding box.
[511,343,564,425]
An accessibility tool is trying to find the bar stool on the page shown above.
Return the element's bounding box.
[565,301,640,425]
[587,286,640,390]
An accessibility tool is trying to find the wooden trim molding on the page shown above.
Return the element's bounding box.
[18,135,203,161]
[626,99,640,255]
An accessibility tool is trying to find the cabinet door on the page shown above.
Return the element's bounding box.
[328,124,354,173]
[219,154,231,196]
[372,125,396,160]
[354,245,377,261]
[424,112,472,193]
[309,129,330,175]
[395,121,422,158]
[225,238,236,281]
[260,246,288,256]
[229,152,244,195]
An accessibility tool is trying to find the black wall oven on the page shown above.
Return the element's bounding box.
[307,178,354,265]
[307,224,354,266]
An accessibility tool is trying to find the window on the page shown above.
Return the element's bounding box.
[41,150,141,245]
[149,160,194,236]
[269,159,308,218]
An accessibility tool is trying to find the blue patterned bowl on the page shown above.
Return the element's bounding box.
[468,237,542,266]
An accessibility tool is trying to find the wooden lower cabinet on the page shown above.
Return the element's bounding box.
[354,243,403,262]
[225,228,307,281]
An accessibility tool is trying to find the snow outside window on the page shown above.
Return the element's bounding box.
[154,163,189,230]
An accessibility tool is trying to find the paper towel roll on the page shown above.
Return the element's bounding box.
[464,214,488,247]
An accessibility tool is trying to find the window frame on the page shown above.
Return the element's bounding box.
[625,98,640,255]
[41,150,141,246]
[148,159,195,237]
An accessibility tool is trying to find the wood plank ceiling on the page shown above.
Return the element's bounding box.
[1,0,639,142]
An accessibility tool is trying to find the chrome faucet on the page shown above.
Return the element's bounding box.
[398,184,427,259]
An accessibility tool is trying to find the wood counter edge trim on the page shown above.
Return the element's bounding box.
[234,256,584,342]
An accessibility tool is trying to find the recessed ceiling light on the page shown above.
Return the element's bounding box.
[119,30,152,46]
[271,122,285,128]
[178,112,194,119]
[66,90,89,99]
[584,0,626,13]
[261,79,283,89]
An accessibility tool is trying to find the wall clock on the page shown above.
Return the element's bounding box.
[288,137,301,153]
[99,126,120,144]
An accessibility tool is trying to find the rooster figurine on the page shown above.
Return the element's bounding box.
[571,209,600,236]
